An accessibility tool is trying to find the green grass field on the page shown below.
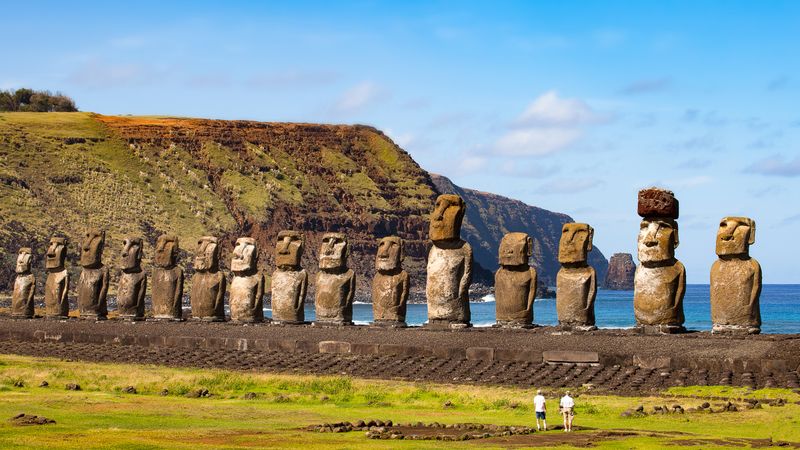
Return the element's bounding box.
[0,353,798,449]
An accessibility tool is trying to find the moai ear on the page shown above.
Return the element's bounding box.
[586,226,594,252]
[673,225,680,249]
[526,236,533,257]
[748,219,756,245]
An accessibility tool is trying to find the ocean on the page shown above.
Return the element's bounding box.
[275,285,800,334]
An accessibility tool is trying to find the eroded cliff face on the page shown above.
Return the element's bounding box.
[430,174,608,287]
[604,253,636,290]
[0,112,606,302]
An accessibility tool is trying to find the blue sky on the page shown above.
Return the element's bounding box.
[2,1,799,282]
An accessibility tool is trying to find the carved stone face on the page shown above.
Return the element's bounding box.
[121,237,143,271]
[154,234,179,268]
[499,232,532,267]
[558,223,593,264]
[319,233,348,270]
[638,219,679,264]
[80,229,105,268]
[45,237,67,270]
[16,247,32,274]
[194,236,219,272]
[429,194,465,242]
[231,237,257,272]
[275,231,303,268]
[376,236,403,271]
[716,217,755,257]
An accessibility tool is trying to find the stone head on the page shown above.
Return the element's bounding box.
[319,232,348,270]
[376,236,403,272]
[716,216,755,257]
[231,237,257,273]
[275,230,303,268]
[638,218,679,264]
[558,223,594,264]
[45,237,67,270]
[154,234,179,268]
[80,229,105,268]
[121,237,144,271]
[499,232,532,267]
[194,236,220,272]
[16,247,33,274]
[429,194,465,242]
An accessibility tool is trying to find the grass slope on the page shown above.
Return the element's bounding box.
[0,354,798,449]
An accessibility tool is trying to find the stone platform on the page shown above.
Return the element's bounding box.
[0,317,798,394]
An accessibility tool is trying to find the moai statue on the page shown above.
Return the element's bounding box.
[230,237,265,323]
[78,229,109,320]
[44,237,70,319]
[426,194,472,328]
[190,236,227,321]
[633,188,686,333]
[315,233,356,325]
[711,217,762,334]
[556,223,597,331]
[271,231,307,324]
[11,247,35,318]
[494,233,537,328]
[117,237,147,321]
[152,234,184,320]
[371,236,409,327]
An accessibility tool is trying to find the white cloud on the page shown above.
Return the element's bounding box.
[331,81,387,114]
[66,59,166,87]
[745,154,800,177]
[456,156,488,174]
[535,178,604,194]
[494,90,610,156]
[246,70,339,88]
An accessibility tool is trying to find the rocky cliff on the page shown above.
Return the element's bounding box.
[0,112,606,302]
[604,253,636,290]
[430,174,608,287]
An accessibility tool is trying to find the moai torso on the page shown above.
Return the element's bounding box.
[271,231,307,324]
[190,236,227,321]
[11,247,35,318]
[372,236,409,325]
[77,229,109,319]
[230,237,264,322]
[152,235,184,320]
[710,217,762,333]
[315,233,355,325]
[426,194,472,325]
[556,224,597,329]
[634,262,685,325]
[44,237,70,318]
[117,237,146,320]
[271,269,307,323]
[495,232,536,326]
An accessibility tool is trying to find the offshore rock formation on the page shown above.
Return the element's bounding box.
[633,188,685,334]
[556,223,597,330]
[43,237,69,319]
[371,236,409,327]
[152,234,184,321]
[430,174,608,291]
[426,194,472,327]
[604,253,635,290]
[711,217,762,334]
[315,233,355,325]
[230,237,265,323]
[77,229,109,320]
[494,232,536,328]
[116,237,147,320]
[190,236,227,321]
[11,247,35,318]
[271,230,307,324]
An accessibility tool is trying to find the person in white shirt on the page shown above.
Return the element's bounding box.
[560,391,575,432]
[533,389,547,431]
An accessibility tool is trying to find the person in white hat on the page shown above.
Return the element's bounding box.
[533,389,547,431]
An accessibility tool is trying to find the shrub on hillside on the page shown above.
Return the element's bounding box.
[0,88,77,112]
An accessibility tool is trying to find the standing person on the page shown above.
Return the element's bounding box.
[533,389,547,431]
[560,391,575,432]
